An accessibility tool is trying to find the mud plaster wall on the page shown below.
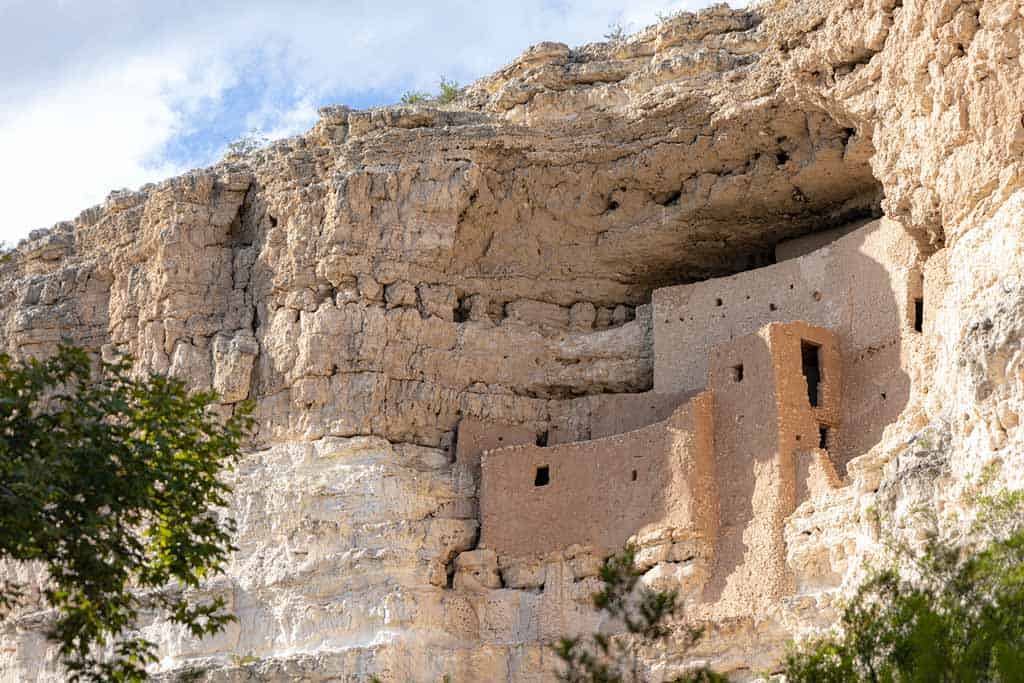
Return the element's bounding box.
[653,218,922,473]
[774,220,871,262]
[700,322,840,614]
[479,394,715,559]
[547,390,695,445]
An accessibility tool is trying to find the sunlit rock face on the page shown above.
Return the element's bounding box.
[2,0,1024,680]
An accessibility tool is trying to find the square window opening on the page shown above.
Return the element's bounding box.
[534,465,550,487]
[731,363,744,382]
[801,340,822,408]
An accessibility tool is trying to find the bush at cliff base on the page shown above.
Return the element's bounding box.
[787,492,1024,682]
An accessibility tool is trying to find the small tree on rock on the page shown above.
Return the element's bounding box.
[0,344,252,681]
[555,545,725,682]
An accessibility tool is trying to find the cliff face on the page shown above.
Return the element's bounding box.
[1,0,1023,680]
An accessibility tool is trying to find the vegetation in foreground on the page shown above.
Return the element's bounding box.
[787,488,1024,682]
[0,344,251,681]
[554,545,724,682]
[561,488,1024,682]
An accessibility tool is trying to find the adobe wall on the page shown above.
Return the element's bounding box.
[774,219,871,262]
[479,394,716,559]
[547,390,695,445]
[455,418,538,479]
[769,322,842,459]
[653,218,921,473]
[700,322,840,613]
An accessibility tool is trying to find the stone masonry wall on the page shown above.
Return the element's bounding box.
[654,218,921,473]
[2,0,1024,679]
[480,393,716,560]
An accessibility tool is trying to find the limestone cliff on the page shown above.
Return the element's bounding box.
[1,0,1023,680]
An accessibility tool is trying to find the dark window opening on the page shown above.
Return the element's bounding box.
[913,297,924,332]
[715,297,723,307]
[769,303,778,311]
[453,298,469,323]
[631,469,638,482]
[732,364,744,382]
[881,392,887,400]
[818,425,830,450]
[801,340,822,407]
[534,466,550,487]
[535,430,549,447]
[776,150,790,165]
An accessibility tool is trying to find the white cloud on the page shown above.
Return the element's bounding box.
[0,0,744,244]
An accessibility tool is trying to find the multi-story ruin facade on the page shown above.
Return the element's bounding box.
[458,216,932,614]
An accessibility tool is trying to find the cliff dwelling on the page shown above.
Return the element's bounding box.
[458,216,930,614]
[5,0,1024,678]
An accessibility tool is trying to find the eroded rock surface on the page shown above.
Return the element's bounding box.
[1,0,1024,680]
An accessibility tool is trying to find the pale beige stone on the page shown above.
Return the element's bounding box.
[2,1,1024,679]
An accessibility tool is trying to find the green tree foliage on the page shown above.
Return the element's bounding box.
[436,76,461,104]
[400,76,461,106]
[787,491,1024,682]
[0,345,252,681]
[400,91,430,105]
[224,128,269,157]
[604,23,627,42]
[555,545,726,683]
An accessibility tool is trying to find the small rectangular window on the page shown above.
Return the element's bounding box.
[818,425,829,450]
[732,364,744,382]
[801,340,822,407]
[631,469,638,482]
[913,298,924,333]
[534,465,550,487]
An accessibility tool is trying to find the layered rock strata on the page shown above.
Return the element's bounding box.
[1,0,1023,680]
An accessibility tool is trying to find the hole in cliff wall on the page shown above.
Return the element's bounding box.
[913,298,924,333]
[453,298,470,323]
[534,465,550,487]
[631,469,638,481]
[536,430,549,447]
[801,340,822,407]
[732,364,744,382]
[819,424,830,450]
[654,190,682,207]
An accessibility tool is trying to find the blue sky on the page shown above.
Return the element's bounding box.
[0,0,746,244]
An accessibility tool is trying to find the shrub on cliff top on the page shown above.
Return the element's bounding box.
[0,344,252,681]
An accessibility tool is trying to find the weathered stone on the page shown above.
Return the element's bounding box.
[212,333,259,403]
[3,1,1024,680]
